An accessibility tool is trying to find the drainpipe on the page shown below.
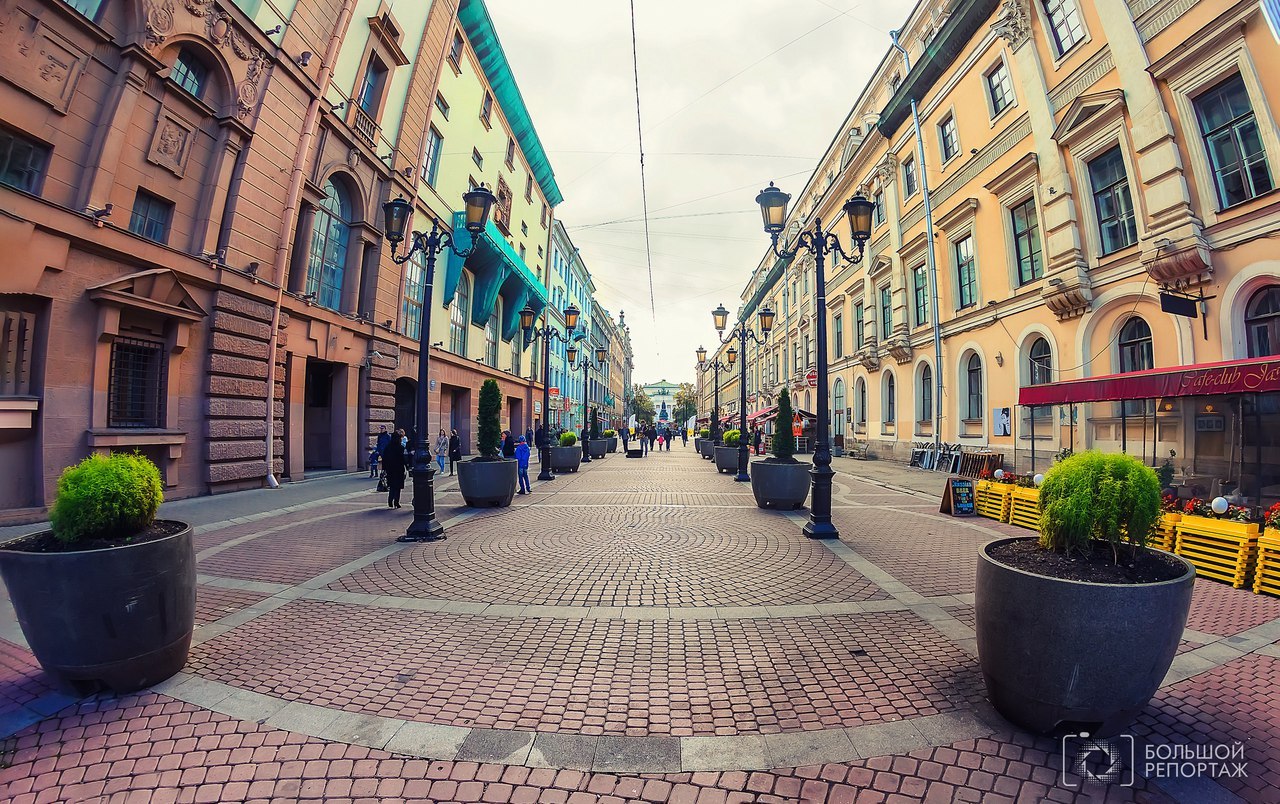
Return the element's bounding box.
[890,30,944,464]
[262,1,358,488]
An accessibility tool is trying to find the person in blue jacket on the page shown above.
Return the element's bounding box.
[515,435,532,495]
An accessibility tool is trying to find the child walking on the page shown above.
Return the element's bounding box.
[515,435,532,495]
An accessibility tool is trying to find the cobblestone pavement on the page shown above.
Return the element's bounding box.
[3,445,1279,802]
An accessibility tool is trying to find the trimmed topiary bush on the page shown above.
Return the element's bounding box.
[604,429,617,437]
[49,453,163,544]
[1038,450,1162,556]
[477,379,502,459]
[772,388,796,461]
[723,429,741,447]
[559,432,578,447]
[699,428,711,438]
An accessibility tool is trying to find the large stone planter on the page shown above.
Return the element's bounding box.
[714,446,739,474]
[976,536,1195,736]
[699,439,715,459]
[587,439,608,459]
[457,459,517,507]
[749,460,810,509]
[0,523,195,694]
[606,437,618,453]
[549,446,582,473]
[694,437,703,453]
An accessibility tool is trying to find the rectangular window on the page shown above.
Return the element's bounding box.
[833,314,843,359]
[880,286,892,340]
[1043,0,1085,56]
[793,343,800,374]
[108,337,166,428]
[0,127,51,194]
[505,138,516,169]
[471,147,483,169]
[480,92,493,126]
[357,57,387,117]
[903,155,918,197]
[1194,73,1273,209]
[64,0,104,21]
[986,62,1015,116]
[449,31,464,67]
[912,264,929,326]
[541,203,548,227]
[1011,197,1043,285]
[171,49,208,99]
[872,190,885,225]
[422,127,443,186]
[435,93,450,120]
[1088,146,1138,254]
[954,235,976,308]
[519,244,526,261]
[525,174,533,202]
[129,189,173,244]
[854,302,865,349]
[938,114,958,162]
[401,252,426,340]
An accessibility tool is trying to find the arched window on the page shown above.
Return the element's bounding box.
[171,47,210,100]
[855,378,867,427]
[1028,338,1052,385]
[401,252,425,339]
[966,354,983,420]
[1246,285,1280,357]
[919,364,933,423]
[1119,316,1153,415]
[449,271,471,355]
[833,378,846,438]
[307,179,351,310]
[883,374,896,423]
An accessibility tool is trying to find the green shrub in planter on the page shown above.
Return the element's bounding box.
[699,428,711,438]
[50,453,163,543]
[772,388,796,461]
[604,429,616,437]
[559,432,578,447]
[723,429,741,447]
[476,379,502,459]
[1038,451,1161,555]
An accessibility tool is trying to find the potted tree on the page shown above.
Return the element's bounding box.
[550,431,583,472]
[699,428,715,459]
[457,379,517,507]
[975,451,1195,736]
[587,411,608,459]
[0,453,194,694]
[715,429,742,473]
[749,389,809,509]
[604,429,618,453]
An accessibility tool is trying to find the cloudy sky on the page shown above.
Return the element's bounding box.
[485,0,913,384]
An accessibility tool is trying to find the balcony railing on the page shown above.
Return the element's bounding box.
[352,106,378,145]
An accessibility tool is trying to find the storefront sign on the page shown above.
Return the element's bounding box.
[1018,356,1280,407]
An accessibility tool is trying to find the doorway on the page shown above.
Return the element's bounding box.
[303,361,335,469]
[394,378,417,435]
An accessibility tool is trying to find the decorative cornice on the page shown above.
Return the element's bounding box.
[1049,48,1116,114]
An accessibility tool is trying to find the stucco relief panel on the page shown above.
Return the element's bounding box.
[0,2,88,113]
[146,110,196,176]
[143,0,268,119]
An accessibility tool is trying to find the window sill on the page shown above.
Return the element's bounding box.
[88,429,186,447]
[988,102,1016,129]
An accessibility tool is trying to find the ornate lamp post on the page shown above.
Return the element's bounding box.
[712,303,775,482]
[696,345,729,446]
[521,303,580,481]
[754,182,873,539]
[381,187,497,542]
[568,344,608,461]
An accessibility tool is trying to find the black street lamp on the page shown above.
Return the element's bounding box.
[696,346,730,447]
[754,181,873,539]
[381,186,497,542]
[713,303,775,482]
[569,344,607,462]
[522,303,580,481]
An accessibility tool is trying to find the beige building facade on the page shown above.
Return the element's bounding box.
[736,0,1280,502]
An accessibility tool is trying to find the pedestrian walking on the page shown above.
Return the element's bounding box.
[434,429,448,473]
[525,426,535,455]
[382,429,408,509]
[515,435,532,494]
[368,444,380,477]
[681,428,688,447]
[374,425,391,478]
[753,427,763,456]
[448,429,461,475]
[502,430,516,459]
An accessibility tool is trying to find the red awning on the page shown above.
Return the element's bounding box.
[747,405,776,424]
[1018,355,1280,407]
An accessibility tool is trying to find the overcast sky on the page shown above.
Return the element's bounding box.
[486,0,913,385]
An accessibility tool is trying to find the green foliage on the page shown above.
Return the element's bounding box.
[604,429,617,437]
[1038,450,1162,555]
[1053,447,1074,463]
[772,388,796,461]
[559,432,578,447]
[630,385,655,424]
[50,452,163,543]
[673,382,698,425]
[1156,450,1177,488]
[476,379,502,458]
[699,428,711,438]
[723,429,741,447]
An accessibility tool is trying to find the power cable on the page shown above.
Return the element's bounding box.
[627,0,656,324]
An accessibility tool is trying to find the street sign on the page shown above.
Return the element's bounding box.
[549,387,560,396]
[805,368,818,388]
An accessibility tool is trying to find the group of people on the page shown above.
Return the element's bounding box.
[369,424,464,509]
[619,424,688,455]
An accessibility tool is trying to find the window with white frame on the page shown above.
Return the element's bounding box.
[872,190,885,225]
[449,272,470,355]
[1011,197,1043,285]
[903,155,918,196]
[401,251,426,339]
[422,127,443,186]
[1042,0,1085,57]
[919,364,932,423]
[986,61,1015,117]
[880,286,892,339]
[965,353,984,420]
[912,264,929,326]
[938,114,959,162]
[854,302,865,349]
[883,374,896,423]
[1193,73,1274,209]
[1246,285,1280,358]
[833,314,843,359]
[954,235,976,309]
[1088,146,1137,254]
[855,378,867,426]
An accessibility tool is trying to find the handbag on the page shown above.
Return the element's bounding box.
[376,470,387,493]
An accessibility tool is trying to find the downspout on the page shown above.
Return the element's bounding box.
[890,30,945,466]
[262,1,358,488]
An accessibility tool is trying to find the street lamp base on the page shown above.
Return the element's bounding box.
[537,470,555,481]
[397,532,446,543]
[401,516,445,542]
[802,520,840,539]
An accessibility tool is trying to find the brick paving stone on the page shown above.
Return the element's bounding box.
[192,585,272,627]
[1184,579,1280,637]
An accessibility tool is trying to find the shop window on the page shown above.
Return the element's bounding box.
[108,337,167,428]
[1194,73,1273,209]
[129,189,174,245]
[1246,286,1280,358]
[307,179,352,310]
[1088,146,1137,254]
[0,126,50,194]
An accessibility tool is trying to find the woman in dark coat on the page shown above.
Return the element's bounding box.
[382,429,408,508]
[448,429,462,475]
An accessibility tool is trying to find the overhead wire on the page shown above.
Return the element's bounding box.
[626,0,657,325]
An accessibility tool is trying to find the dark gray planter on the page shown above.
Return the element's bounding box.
[749,460,810,509]
[699,439,715,459]
[549,446,582,472]
[976,536,1195,736]
[606,437,618,453]
[0,522,195,694]
[694,437,703,453]
[714,445,739,473]
[587,439,608,459]
[457,459,517,507]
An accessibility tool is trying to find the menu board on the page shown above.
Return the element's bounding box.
[940,477,976,516]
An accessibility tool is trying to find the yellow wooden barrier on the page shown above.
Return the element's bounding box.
[1150,512,1179,553]
[975,480,1013,522]
[1175,515,1259,589]
[1008,486,1041,532]
[1254,529,1280,597]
